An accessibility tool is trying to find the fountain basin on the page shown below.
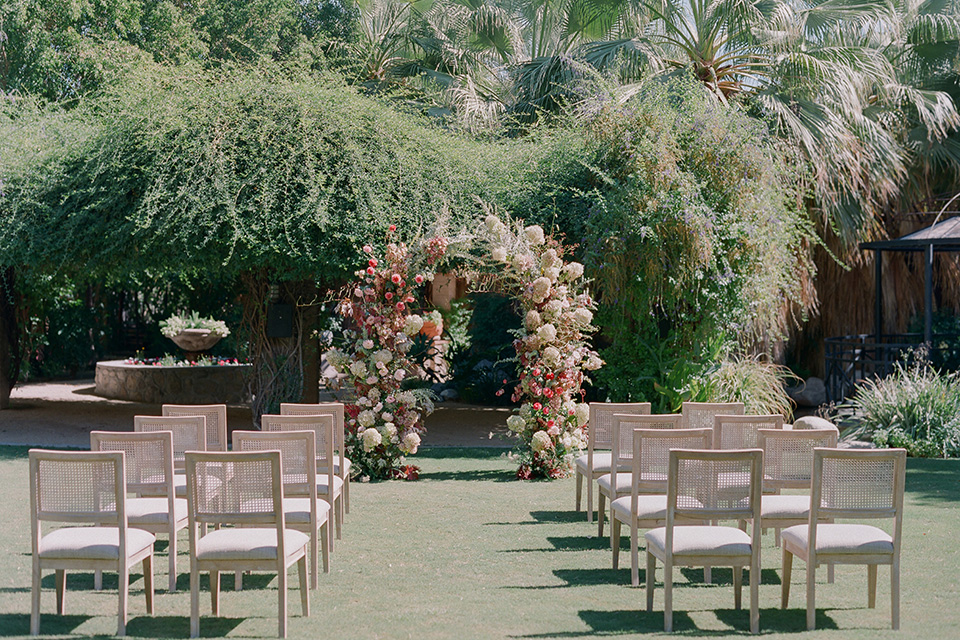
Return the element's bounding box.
[95,359,251,404]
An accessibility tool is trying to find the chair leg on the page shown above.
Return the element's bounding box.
[586,475,594,523]
[663,559,673,632]
[278,565,288,639]
[828,563,835,583]
[597,491,606,537]
[750,556,760,634]
[55,570,66,615]
[211,571,220,616]
[235,570,243,591]
[575,469,583,512]
[310,530,319,590]
[867,564,877,608]
[190,567,200,638]
[631,523,640,587]
[118,565,128,637]
[611,518,621,568]
[806,558,817,631]
[781,550,793,608]
[321,522,330,574]
[94,569,102,591]
[31,558,41,636]
[891,557,900,630]
[168,528,178,593]
[143,556,155,615]
[344,473,350,514]
[337,493,344,540]
[645,551,656,612]
[733,565,742,610]
[298,555,310,616]
[704,565,712,584]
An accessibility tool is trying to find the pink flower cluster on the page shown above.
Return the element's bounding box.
[483,215,602,479]
[326,229,435,480]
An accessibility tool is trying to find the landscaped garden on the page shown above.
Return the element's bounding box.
[2,0,960,637]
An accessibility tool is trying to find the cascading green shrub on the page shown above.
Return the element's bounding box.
[849,359,960,458]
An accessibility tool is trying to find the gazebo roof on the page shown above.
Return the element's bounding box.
[861,215,960,251]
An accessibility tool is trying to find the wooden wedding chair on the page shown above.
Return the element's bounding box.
[781,448,906,630]
[185,450,310,638]
[597,413,681,537]
[611,427,713,585]
[681,402,744,430]
[280,403,351,514]
[29,449,155,636]
[233,430,331,589]
[645,448,763,633]
[714,414,784,450]
[91,431,187,592]
[134,415,207,496]
[261,414,343,542]
[576,403,651,523]
[162,404,228,452]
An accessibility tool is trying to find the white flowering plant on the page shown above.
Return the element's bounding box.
[326,225,439,480]
[480,214,603,479]
[159,311,230,339]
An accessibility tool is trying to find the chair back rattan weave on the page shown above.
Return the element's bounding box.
[758,428,837,491]
[713,414,784,450]
[134,415,206,470]
[681,402,744,430]
[91,430,175,497]
[162,404,228,452]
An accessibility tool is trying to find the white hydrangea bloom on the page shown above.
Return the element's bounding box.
[381,422,397,440]
[575,403,590,427]
[531,277,552,303]
[357,410,376,428]
[537,323,557,344]
[524,225,545,245]
[541,248,559,269]
[543,300,563,319]
[401,432,421,454]
[585,355,603,370]
[381,412,394,422]
[362,339,375,350]
[368,388,380,402]
[564,262,584,279]
[492,247,507,262]
[574,308,594,325]
[506,415,526,432]
[403,314,424,336]
[524,310,542,331]
[326,349,348,371]
[531,430,552,452]
[542,346,561,367]
[373,349,393,364]
[361,428,382,451]
[349,360,367,378]
[545,267,561,282]
[396,391,416,406]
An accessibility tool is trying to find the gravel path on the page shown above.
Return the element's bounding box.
[0,380,512,448]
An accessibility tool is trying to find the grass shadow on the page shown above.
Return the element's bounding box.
[501,536,609,553]
[678,567,781,586]
[40,571,151,591]
[0,446,31,462]
[417,447,507,460]
[530,510,585,524]
[174,572,275,592]
[511,609,693,637]
[715,607,839,632]
[904,459,960,505]
[125,615,245,637]
[0,613,91,636]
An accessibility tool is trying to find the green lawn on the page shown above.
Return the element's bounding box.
[0,446,958,638]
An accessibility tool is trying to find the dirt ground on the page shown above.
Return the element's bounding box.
[0,380,513,448]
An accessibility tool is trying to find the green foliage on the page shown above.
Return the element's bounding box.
[447,293,520,405]
[849,359,960,458]
[564,80,815,405]
[0,63,557,282]
[705,355,798,418]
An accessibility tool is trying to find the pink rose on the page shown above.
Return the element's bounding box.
[366,267,375,275]
[368,258,378,267]
[385,292,394,300]
[389,224,397,231]
[415,275,424,284]
[363,245,373,254]
[391,274,402,284]
[396,302,405,311]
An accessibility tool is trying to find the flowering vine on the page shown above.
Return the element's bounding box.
[481,214,603,479]
[326,227,440,480]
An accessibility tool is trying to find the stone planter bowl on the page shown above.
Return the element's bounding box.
[169,328,222,352]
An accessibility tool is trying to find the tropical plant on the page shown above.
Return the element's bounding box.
[159,312,230,339]
[847,358,960,458]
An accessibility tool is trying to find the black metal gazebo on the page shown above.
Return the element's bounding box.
[824,213,960,401]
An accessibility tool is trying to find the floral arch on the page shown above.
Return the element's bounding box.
[325,215,602,481]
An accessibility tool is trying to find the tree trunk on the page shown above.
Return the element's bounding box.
[0,267,20,409]
[301,280,320,403]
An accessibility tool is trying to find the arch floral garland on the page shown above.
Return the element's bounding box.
[326,228,441,480]
[328,216,601,481]
[480,214,603,479]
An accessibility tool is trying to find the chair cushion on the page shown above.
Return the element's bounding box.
[574,453,631,474]
[611,495,668,523]
[596,473,633,494]
[317,475,344,497]
[760,495,810,520]
[39,527,155,561]
[196,529,310,561]
[127,497,188,525]
[284,498,332,525]
[781,524,894,555]
[646,526,752,557]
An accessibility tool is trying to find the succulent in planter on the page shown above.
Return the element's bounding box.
[160,312,230,352]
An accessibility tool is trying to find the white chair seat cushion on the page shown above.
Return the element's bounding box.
[611,495,668,523]
[317,475,344,496]
[646,526,752,557]
[760,495,810,519]
[196,529,310,561]
[781,524,894,555]
[596,473,633,494]
[320,458,353,476]
[39,527,156,561]
[575,452,632,474]
[126,497,188,525]
[284,498,332,525]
